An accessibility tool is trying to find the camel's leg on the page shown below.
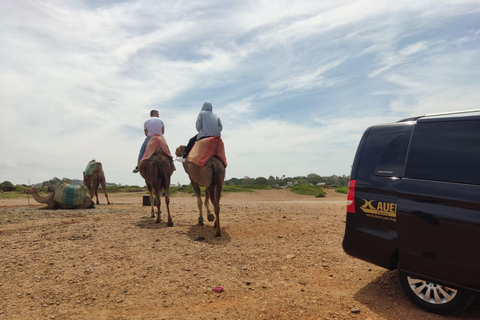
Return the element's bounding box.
[205,188,215,222]
[214,183,223,237]
[192,182,204,225]
[94,183,100,205]
[163,179,173,227]
[154,187,162,223]
[146,183,155,218]
[100,177,111,204]
[207,186,221,237]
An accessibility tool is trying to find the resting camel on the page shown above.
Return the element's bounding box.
[175,145,225,237]
[83,161,111,205]
[139,147,175,225]
[25,186,94,209]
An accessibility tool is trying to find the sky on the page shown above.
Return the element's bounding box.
[1,0,479,187]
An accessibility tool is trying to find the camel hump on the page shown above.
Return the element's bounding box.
[85,161,103,176]
[53,182,88,206]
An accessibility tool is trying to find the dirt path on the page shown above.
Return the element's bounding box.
[1,189,479,319]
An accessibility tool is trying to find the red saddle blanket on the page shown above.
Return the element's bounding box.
[187,136,227,167]
[141,135,173,160]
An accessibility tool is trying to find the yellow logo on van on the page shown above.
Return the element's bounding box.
[360,199,397,222]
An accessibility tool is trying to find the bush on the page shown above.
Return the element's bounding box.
[0,181,15,192]
[289,185,326,197]
[335,186,348,194]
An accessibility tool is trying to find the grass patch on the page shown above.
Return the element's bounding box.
[0,191,27,199]
[289,185,326,197]
[223,184,270,192]
[104,186,144,193]
[335,186,348,194]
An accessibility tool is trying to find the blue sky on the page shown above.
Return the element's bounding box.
[1,0,479,186]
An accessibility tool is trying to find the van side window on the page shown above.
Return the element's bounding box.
[405,120,480,185]
[375,132,410,177]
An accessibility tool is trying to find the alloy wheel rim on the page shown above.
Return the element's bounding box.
[407,276,457,304]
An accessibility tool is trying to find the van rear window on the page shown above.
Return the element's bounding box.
[405,120,480,185]
[375,132,410,177]
[355,124,413,182]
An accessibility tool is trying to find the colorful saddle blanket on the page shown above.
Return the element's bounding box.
[141,134,173,160]
[85,160,103,176]
[53,182,88,207]
[187,136,227,167]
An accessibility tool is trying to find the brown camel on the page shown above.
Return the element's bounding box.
[139,147,175,225]
[175,145,225,237]
[83,161,111,205]
[25,186,95,209]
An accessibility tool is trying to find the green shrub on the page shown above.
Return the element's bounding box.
[289,185,326,197]
[0,181,15,192]
[335,186,348,194]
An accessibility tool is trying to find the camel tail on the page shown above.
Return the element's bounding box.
[156,157,173,190]
[211,157,226,188]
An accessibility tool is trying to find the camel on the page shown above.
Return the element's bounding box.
[139,147,175,225]
[83,161,111,205]
[175,145,225,237]
[25,186,94,209]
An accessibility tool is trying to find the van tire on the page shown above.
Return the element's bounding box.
[397,270,476,315]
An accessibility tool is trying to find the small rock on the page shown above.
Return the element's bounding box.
[351,307,360,314]
[286,255,295,259]
[194,236,205,241]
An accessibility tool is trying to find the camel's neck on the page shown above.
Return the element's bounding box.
[30,190,53,204]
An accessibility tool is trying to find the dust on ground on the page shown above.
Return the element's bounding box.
[1,189,479,319]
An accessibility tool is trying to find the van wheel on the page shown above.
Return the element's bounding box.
[398,270,476,314]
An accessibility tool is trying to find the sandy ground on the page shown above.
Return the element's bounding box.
[0,189,479,320]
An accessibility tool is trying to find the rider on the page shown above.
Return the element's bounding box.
[133,109,164,173]
[177,102,222,162]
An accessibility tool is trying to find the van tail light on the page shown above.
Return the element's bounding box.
[346,179,356,213]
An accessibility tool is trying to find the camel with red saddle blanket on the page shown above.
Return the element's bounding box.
[176,136,227,237]
[139,135,175,225]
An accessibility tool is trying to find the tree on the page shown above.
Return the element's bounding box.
[0,181,15,192]
[225,178,242,186]
[306,173,322,185]
[267,176,277,186]
[241,176,255,185]
[254,177,267,185]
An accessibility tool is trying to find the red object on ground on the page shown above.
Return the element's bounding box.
[212,286,224,293]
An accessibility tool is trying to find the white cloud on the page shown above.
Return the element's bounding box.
[1,0,479,186]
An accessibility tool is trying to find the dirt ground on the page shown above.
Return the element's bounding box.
[1,189,479,320]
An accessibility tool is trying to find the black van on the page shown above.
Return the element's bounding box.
[342,109,480,314]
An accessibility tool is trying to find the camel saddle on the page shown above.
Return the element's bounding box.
[187,136,227,168]
[141,134,173,160]
[85,160,103,176]
[53,182,88,206]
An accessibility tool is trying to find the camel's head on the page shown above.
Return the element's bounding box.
[175,145,186,158]
[25,186,38,194]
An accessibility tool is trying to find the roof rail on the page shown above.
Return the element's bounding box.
[397,109,480,123]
